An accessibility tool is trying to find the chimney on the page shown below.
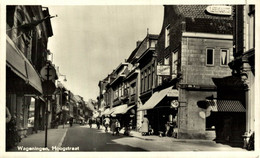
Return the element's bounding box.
[136,41,142,47]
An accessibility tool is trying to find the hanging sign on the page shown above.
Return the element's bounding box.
[206,6,232,16]
[40,64,56,80]
[171,100,179,108]
[157,65,170,76]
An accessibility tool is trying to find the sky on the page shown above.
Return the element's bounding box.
[47,5,164,101]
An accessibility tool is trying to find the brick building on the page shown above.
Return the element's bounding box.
[137,5,235,139]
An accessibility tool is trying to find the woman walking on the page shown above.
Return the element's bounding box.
[115,119,121,136]
[140,116,149,136]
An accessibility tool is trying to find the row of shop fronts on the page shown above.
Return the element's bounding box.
[97,5,255,148]
[5,6,96,150]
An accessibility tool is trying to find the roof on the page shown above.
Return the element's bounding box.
[164,5,233,34]
[126,34,158,63]
[176,5,232,20]
[74,95,82,102]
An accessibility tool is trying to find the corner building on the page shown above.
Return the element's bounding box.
[140,5,235,139]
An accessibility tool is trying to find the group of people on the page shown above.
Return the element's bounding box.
[89,117,121,136]
[102,117,121,136]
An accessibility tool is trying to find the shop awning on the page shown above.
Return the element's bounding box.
[6,36,43,94]
[102,108,114,116]
[137,86,174,111]
[6,36,27,81]
[112,104,135,115]
[25,61,43,93]
[207,100,246,112]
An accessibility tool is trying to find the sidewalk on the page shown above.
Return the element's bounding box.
[9,124,70,152]
[119,129,247,151]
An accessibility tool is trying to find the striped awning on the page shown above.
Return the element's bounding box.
[207,100,246,112]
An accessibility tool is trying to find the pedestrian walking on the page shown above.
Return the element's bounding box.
[69,117,73,127]
[96,117,101,129]
[140,116,149,136]
[89,118,93,128]
[110,119,116,136]
[103,117,110,132]
[115,119,121,136]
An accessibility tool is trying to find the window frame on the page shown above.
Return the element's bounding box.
[165,24,170,48]
[206,48,215,66]
[220,49,229,66]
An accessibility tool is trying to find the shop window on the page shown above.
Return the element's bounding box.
[28,97,35,128]
[206,48,214,66]
[165,25,170,48]
[220,49,229,66]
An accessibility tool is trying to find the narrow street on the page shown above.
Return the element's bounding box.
[61,124,246,152]
[61,125,146,151]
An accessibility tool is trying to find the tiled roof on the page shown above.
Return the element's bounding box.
[176,5,233,20]
[186,18,233,34]
[172,5,233,34]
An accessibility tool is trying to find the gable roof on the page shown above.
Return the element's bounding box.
[127,34,158,63]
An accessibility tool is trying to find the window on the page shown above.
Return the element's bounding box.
[220,49,229,66]
[172,52,178,77]
[248,5,255,50]
[150,40,157,48]
[165,25,170,48]
[164,56,169,65]
[141,72,144,93]
[157,61,163,85]
[152,64,155,88]
[206,48,214,66]
[144,70,147,91]
[148,68,151,90]
[28,97,35,128]
[131,83,136,95]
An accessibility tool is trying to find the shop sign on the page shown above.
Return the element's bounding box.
[170,100,179,108]
[206,6,232,16]
[157,65,170,76]
[167,89,179,97]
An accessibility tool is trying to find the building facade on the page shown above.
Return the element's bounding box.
[6,5,54,140]
[138,5,234,139]
[214,5,255,147]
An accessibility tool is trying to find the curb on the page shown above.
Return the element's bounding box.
[56,128,68,150]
